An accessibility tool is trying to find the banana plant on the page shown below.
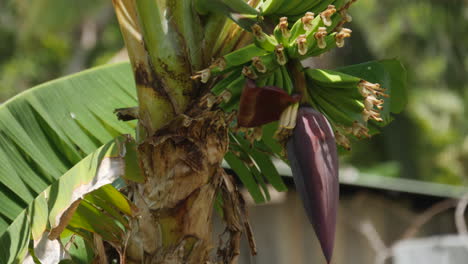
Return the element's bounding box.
[0,0,406,263]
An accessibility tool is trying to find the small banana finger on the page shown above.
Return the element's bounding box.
[304,68,361,88]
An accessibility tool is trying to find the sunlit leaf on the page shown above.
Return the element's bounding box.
[0,62,138,263]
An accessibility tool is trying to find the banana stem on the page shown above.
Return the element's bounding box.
[288,60,311,104]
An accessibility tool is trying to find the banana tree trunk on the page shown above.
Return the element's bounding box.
[126,110,229,263]
[112,0,250,263]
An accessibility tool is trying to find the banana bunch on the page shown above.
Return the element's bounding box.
[190,1,363,148]
[193,1,355,94]
[191,2,401,262]
[304,68,389,150]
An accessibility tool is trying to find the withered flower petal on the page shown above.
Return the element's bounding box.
[237,79,300,127]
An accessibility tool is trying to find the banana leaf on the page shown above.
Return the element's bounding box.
[0,62,138,263]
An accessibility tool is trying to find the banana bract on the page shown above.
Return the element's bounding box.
[287,106,338,263]
[238,79,300,127]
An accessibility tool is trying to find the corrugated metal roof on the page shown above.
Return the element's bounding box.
[223,160,468,198]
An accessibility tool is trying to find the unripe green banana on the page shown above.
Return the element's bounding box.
[309,0,338,16]
[252,24,279,52]
[280,66,294,94]
[288,0,343,27]
[287,34,306,59]
[256,74,270,87]
[281,0,304,15]
[287,15,323,58]
[210,44,268,75]
[315,87,365,114]
[273,67,283,89]
[307,32,338,56]
[315,83,363,101]
[223,43,267,67]
[211,67,243,95]
[252,53,279,75]
[331,0,347,11]
[287,27,332,59]
[312,93,361,126]
[266,72,276,86]
[285,0,322,16]
[303,13,325,35]
[304,69,361,88]
[288,12,315,45]
[273,17,291,46]
[261,0,288,16]
[221,75,247,111]
[337,98,365,115]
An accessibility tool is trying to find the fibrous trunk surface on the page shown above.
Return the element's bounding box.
[126,110,229,264]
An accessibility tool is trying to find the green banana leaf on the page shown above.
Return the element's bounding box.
[0,62,138,263]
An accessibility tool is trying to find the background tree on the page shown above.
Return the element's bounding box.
[341,0,468,185]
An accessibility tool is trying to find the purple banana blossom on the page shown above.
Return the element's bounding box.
[287,106,339,263]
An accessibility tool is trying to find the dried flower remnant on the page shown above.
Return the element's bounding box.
[358,80,387,98]
[252,56,267,73]
[211,57,227,71]
[296,34,308,55]
[335,28,352,48]
[362,108,383,122]
[334,0,358,30]
[302,12,315,31]
[345,121,370,138]
[242,66,258,79]
[191,68,211,83]
[220,90,232,103]
[244,126,264,144]
[358,80,388,122]
[251,24,266,42]
[335,130,351,150]
[253,126,263,142]
[274,44,287,65]
[340,9,353,23]
[314,27,328,49]
[278,17,291,38]
[320,5,337,27]
[364,95,384,111]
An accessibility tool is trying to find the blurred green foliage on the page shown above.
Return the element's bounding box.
[336,0,468,185]
[0,0,466,186]
[0,0,123,100]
